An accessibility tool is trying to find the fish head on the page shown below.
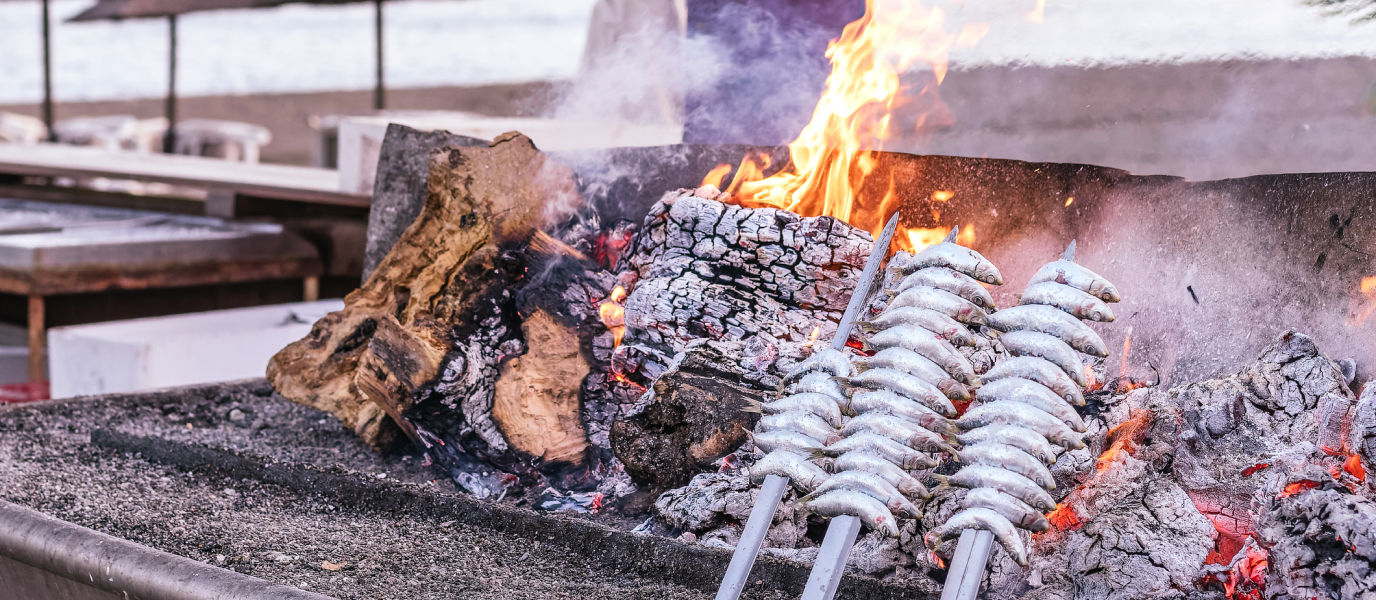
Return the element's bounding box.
[1054,431,1087,450]
[812,457,837,473]
[874,515,900,538]
[824,433,843,445]
[1083,302,1116,322]
[973,263,1004,286]
[940,380,970,401]
[1070,331,1109,358]
[1028,515,1051,532]
[1095,282,1122,303]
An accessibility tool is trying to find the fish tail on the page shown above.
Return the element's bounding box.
[807,448,829,461]
[943,226,959,244]
[858,338,876,353]
[932,474,950,493]
[1062,239,1077,262]
[852,361,871,373]
[830,376,858,396]
[857,321,878,333]
[741,398,763,414]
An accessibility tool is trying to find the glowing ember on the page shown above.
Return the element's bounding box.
[598,286,628,347]
[706,0,986,251]
[1046,503,1084,531]
[1096,409,1151,470]
[1347,276,1376,325]
[1279,480,1321,498]
[931,190,954,202]
[1345,454,1366,481]
[1083,364,1103,392]
[1064,196,1073,207]
[801,326,822,348]
[1240,463,1270,477]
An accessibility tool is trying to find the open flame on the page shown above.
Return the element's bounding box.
[700,0,986,252]
[801,326,822,349]
[598,286,628,347]
[1347,276,1376,326]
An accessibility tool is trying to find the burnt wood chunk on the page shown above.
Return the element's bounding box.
[492,310,591,465]
[611,342,766,491]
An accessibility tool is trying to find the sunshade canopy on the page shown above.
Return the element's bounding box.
[69,0,363,21]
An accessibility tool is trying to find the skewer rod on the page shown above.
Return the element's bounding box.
[799,515,861,600]
[713,474,788,600]
[940,529,994,600]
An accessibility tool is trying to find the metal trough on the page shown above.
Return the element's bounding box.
[0,499,336,600]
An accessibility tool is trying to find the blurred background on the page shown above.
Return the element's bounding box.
[1,0,1374,400]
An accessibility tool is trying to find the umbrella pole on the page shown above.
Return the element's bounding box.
[373,0,384,110]
[40,0,55,141]
[162,14,178,153]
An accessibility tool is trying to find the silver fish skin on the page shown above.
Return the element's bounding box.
[924,507,1027,566]
[803,470,923,519]
[983,356,1084,406]
[999,330,1087,387]
[749,393,843,427]
[848,389,958,435]
[757,410,838,443]
[986,304,1108,357]
[815,432,936,469]
[859,327,979,386]
[804,490,900,538]
[834,451,930,499]
[958,443,1057,490]
[1029,259,1121,303]
[957,401,1085,450]
[892,242,1004,285]
[961,488,1050,532]
[779,371,848,401]
[957,426,1059,465]
[938,464,1057,512]
[886,287,987,325]
[780,348,855,387]
[840,412,958,455]
[975,377,1087,432]
[747,450,830,493]
[855,347,970,400]
[858,307,979,347]
[1020,282,1116,322]
[886,267,996,310]
[748,429,827,455]
[834,370,956,417]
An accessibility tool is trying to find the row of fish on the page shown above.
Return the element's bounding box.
[754,228,1005,537]
[923,241,1121,566]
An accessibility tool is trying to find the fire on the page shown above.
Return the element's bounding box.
[1279,480,1321,498]
[1046,503,1083,531]
[702,163,732,189]
[706,0,986,251]
[905,224,974,254]
[1114,327,1146,393]
[1027,0,1047,23]
[801,326,822,348]
[1083,365,1103,393]
[598,286,628,347]
[1096,409,1151,471]
[1063,196,1073,207]
[1347,276,1376,326]
[1345,454,1367,481]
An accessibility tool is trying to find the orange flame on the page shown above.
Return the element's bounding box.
[801,326,822,348]
[1096,409,1151,471]
[710,0,986,251]
[702,163,732,189]
[1347,276,1376,326]
[1027,0,1047,23]
[598,286,628,347]
[1046,503,1083,530]
[1279,480,1321,498]
[1345,454,1367,481]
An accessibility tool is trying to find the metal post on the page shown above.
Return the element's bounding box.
[373,0,384,110]
[26,295,44,385]
[799,515,861,600]
[713,474,788,600]
[162,15,177,154]
[940,529,994,600]
[40,0,55,141]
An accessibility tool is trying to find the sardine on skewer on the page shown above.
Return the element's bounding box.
[924,507,1028,566]
[833,369,957,417]
[745,393,843,427]
[803,489,900,538]
[884,266,996,310]
[756,410,839,443]
[778,371,848,401]
[847,389,958,435]
[957,426,1059,465]
[935,464,1057,512]
[832,451,930,499]
[957,401,1085,450]
[957,443,1057,490]
[975,377,1087,432]
[858,306,981,347]
[857,327,980,387]
[801,470,923,519]
[747,430,828,455]
[778,348,855,388]
[999,330,1087,388]
[982,356,1083,407]
[813,432,936,469]
[960,488,1050,532]
[886,287,988,325]
[1020,282,1116,322]
[1028,241,1121,302]
[986,304,1108,357]
[746,450,830,493]
[854,347,971,400]
[889,229,1004,285]
[839,412,959,455]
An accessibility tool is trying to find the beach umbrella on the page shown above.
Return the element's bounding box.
[68,0,389,152]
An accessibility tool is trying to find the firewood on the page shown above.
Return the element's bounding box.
[268,133,582,452]
[492,310,590,465]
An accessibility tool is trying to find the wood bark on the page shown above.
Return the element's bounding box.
[267,132,585,452]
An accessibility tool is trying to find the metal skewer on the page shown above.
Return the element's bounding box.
[713,212,901,600]
[940,529,994,600]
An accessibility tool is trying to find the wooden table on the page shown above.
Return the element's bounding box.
[0,199,324,385]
